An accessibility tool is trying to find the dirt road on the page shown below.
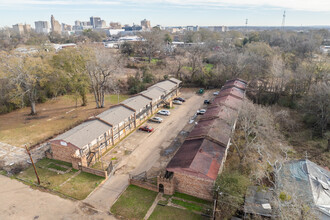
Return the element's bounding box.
[0,175,115,220]
[84,89,211,211]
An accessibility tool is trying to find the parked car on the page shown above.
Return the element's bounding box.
[213,91,220,96]
[173,100,183,105]
[139,125,154,132]
[149,117,163,123]
[197,109,206,115]
[204,100,211,104]
[157,110,171,116]
[174,97,185,102]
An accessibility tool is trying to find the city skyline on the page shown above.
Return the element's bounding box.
[0,0,330,28]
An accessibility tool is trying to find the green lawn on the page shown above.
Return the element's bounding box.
[111,185,158,219]
[149,205,207,220]
[47,163,68,172]
[17,158,76,189]
[16,158,104,200]
[171,199,203,212]
[173,192,212,205]
[57,172,104,200]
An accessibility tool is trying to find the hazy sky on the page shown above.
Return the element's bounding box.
[0,0,329,28]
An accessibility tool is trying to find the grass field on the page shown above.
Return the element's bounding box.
[171,199,204,212]
[57,172,104,200]
[16,158,104,200]
[173,192,211,205]
[111,185,158,219]
[0,93,129,147]
[149,205,207,220]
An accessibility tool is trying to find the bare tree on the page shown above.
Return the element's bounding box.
[86,47,122,108]
[302,82,330,137]
[0,52,50,115]
[139,29,165,63]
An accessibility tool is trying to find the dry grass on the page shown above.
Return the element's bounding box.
[0,93,129,148]
[17,158,104,200]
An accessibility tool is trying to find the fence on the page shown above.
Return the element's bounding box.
[80,165,108,178]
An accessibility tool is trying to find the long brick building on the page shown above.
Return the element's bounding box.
[48,78,181,169]
[158,78,247,200]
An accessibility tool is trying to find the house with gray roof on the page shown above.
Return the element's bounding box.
[97,104,136,144]
[49,78,182,169]
[50,118,112,166]
[121,94,152,122]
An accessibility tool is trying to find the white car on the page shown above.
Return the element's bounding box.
[197,109,206,115]
[173,100,182,105]
[213,91,220,96]
[149,117,163,123]
[157,110,171,116]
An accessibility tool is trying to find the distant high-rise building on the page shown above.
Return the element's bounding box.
[90,16,101,28]
[110,22,122,29]
[23,24,31,33]
[186,25,199,31]
[75,20,81,26]
[34,21,50,34]
[62,23,72,31]
[141,19,151,30]
[12,24,24,35]
[50,15,61,34]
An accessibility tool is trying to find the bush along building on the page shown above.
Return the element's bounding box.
[157,78,248,201]
[47,78,181,172]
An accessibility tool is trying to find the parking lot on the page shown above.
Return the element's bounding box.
[84,88,213,211]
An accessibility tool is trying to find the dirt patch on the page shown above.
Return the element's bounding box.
[0,175,115,220]
[0,94,129,147]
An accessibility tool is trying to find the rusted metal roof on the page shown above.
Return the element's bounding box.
[188,117,231,147]
[212,94,243,110]
[219,87,245,99]
[166,78,246,182]
[166,138,226,180]
[203,105,238,124]
[223,79,247,90]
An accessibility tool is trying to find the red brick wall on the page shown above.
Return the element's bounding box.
[81,166,107,178]
[157,176,175,195]
[174,172,214,201]
[50,141,78,164]
[129,179,158,192]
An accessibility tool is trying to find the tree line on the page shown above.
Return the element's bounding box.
[0,45,121,115]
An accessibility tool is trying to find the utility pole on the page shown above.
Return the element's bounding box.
[281,11,286,30]
[25,145,40,185]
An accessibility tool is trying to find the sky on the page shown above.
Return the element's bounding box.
[0,0,329,28]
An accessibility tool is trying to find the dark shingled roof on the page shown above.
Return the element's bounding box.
[166,138,226,180]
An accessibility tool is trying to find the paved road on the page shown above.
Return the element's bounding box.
[84,90,211,212]
[0,175,115,220]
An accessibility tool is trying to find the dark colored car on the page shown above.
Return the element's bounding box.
[204,100,211,104]
[174,97,185,102]
[138,125,154,133]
